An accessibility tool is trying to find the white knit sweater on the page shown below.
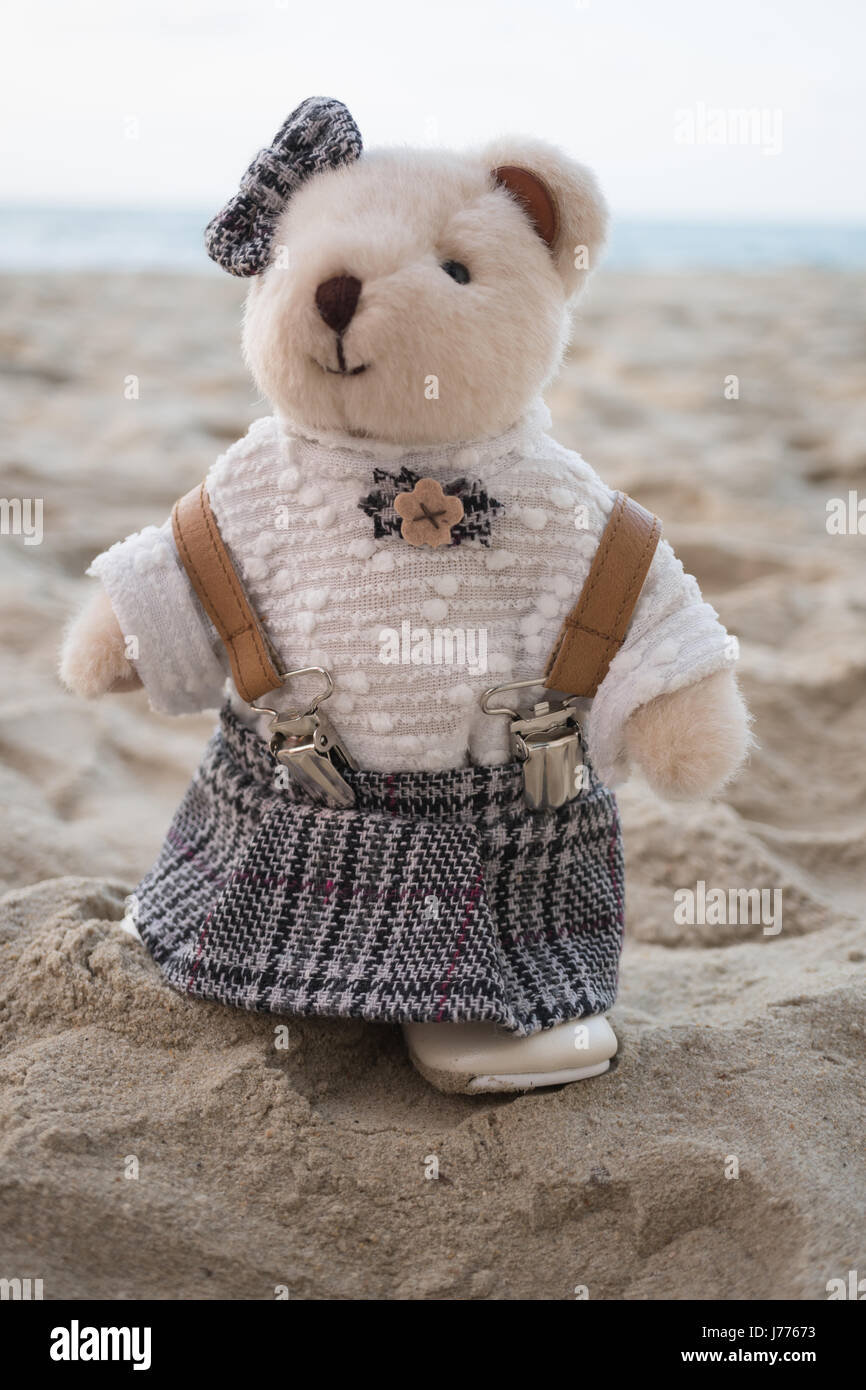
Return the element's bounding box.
[90,400,735,786]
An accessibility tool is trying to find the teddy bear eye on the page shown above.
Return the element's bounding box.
[441,260,471,284]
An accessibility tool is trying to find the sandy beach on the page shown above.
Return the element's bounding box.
[1,268,864,1300]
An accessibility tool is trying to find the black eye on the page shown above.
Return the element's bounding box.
[441,259,471,284]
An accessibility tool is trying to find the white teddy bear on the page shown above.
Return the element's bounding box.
[61,98,749,1094]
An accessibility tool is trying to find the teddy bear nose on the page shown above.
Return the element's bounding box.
[315,275,362,334]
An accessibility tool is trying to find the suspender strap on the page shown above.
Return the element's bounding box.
[171,482,282,703]
[544,491,661,698]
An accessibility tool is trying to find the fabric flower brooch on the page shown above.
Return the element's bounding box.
[358,468,503,548]
[394,478,463,548]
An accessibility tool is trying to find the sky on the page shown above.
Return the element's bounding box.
[1,0,864,222]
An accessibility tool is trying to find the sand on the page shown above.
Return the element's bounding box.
[0,269,864,1300]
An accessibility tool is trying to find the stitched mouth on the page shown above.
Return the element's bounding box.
[316,359,368,377]
[313,336,368,377]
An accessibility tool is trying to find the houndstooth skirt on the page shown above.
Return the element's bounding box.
[133,707,625,1035]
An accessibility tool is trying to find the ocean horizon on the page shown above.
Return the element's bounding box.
[2,204,866,272]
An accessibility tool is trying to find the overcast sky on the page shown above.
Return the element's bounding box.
[1,0,863,221]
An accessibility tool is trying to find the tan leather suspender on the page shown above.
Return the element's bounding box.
[545,491,662,698]
[171,483,660,705]
[172,483,282,703]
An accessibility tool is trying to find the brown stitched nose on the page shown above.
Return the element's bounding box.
[315,275,362,334]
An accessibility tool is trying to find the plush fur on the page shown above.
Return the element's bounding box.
[61,129,750,799]
[626,669,752,799]
[242,142,608,445]
[60,586,140,696]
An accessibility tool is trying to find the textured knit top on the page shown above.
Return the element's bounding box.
[90,399,736,786]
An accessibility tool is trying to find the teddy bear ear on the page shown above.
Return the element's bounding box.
[492,166,559,248]
[205,97,362,277]
[486,139,608,299]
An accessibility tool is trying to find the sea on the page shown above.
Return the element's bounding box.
[2,205,865,272]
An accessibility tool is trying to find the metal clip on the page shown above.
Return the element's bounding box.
[481,677,585,811]
[252,667,358,809]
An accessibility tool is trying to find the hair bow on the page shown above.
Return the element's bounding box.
[205,96,362,277]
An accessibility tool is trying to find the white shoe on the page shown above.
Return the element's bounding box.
[403,1014,618,1095]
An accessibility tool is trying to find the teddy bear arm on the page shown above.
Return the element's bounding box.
[59,586,141,697]
[624,667,751,800]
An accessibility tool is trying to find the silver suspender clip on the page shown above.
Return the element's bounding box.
[252,667,358,809]
[481,677,585,811]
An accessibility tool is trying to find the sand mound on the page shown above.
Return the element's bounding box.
[1,876,863,1299]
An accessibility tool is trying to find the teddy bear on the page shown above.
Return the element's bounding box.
[60,97,750,1094]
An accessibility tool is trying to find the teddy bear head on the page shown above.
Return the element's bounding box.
[207,97,607,446]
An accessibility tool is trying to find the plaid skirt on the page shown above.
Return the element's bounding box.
[133,707,625,1035]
